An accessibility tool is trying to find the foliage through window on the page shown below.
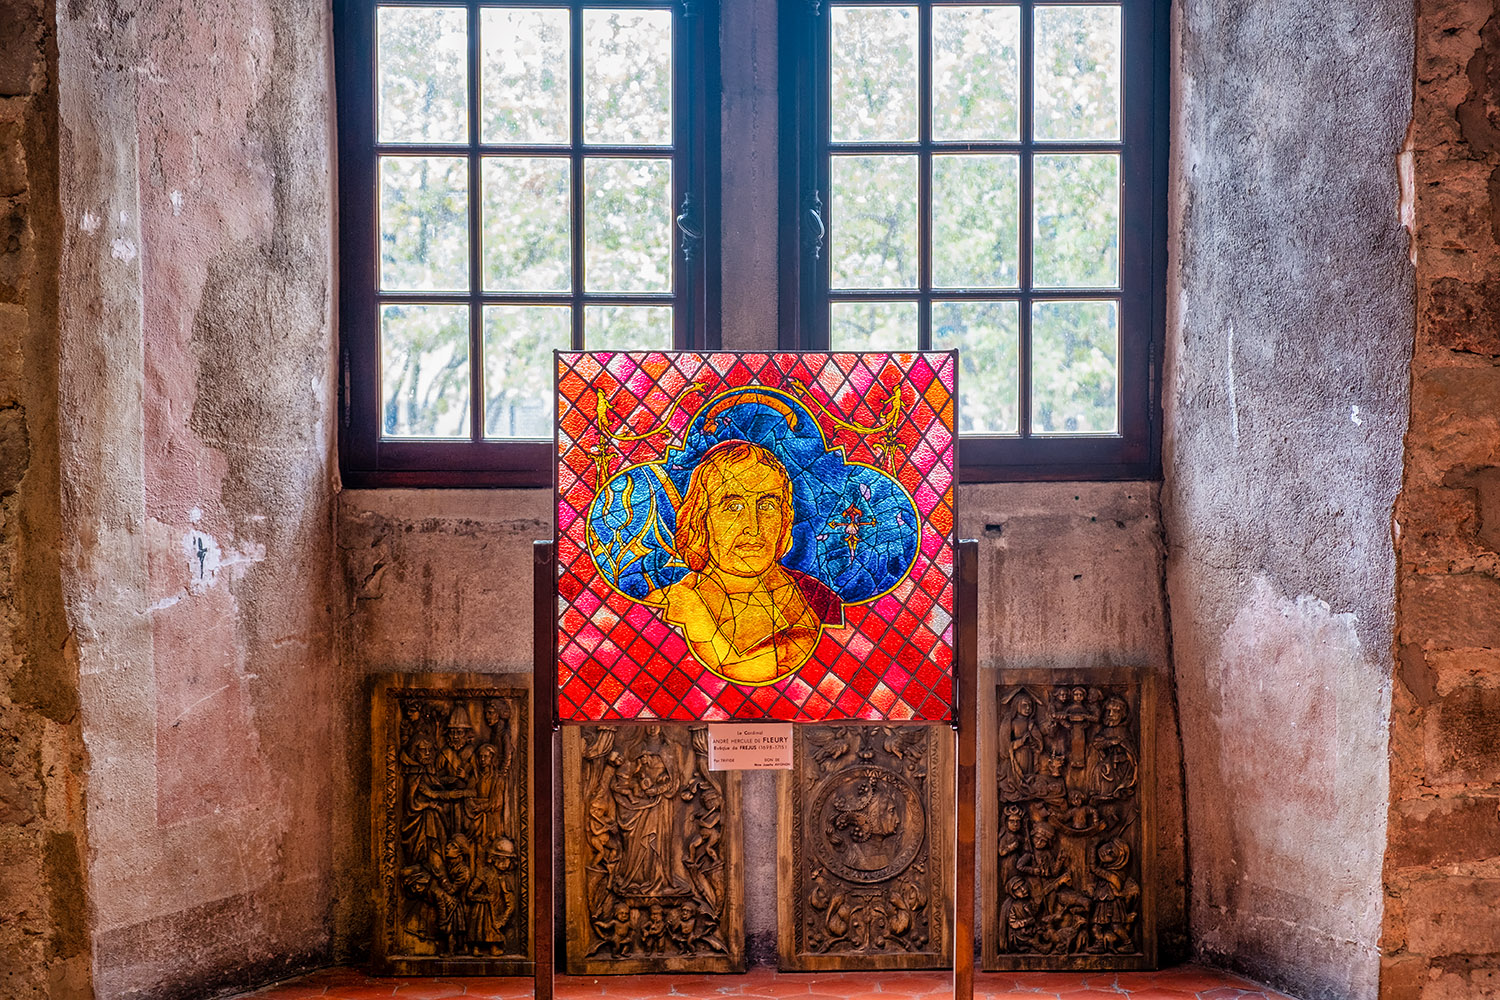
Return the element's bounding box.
[780,0,1166,480]
[335,0,720,486]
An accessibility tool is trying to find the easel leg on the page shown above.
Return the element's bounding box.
[533,541,556,1000]
[954,539,978,1000]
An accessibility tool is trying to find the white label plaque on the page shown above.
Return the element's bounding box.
[707,723,794,770]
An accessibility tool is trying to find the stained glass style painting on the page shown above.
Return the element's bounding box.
[555,352,957,722]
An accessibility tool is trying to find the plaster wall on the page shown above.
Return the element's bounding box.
[1164,1,1416,998]
[54,0,342,997]
[1381,1,1500,997]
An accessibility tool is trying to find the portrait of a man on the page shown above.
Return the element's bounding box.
[564,356,951,721]
[646,441,843,685]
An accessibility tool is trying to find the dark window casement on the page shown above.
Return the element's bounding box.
[779,0,1168,481]
[335,0,721,487]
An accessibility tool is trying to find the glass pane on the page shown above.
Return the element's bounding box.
[932,301,1019,434]
[1031,300,1118,434]
[484,306,570,438]
[831,155,918,289]
[381,304,471,438]
[830,6,918,142]
[933,154,1020,288]
[378,7,468,144]
[1033,153,1119,288]
[584,305,673,351]
[584,9,673,145]
[584,158,672,292]
[482,157,570,292]
[1034,6,1122,141]
[933,6,1020,141]
[380,156,469,292]
[830,301,918,351]
[481,8,570,144]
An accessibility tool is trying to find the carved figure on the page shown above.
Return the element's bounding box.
[576,725,731,966]
[1087,696,1139,801]
[1000,690,1045,794]
[989,678,1148,965]
[1054,686,1100,774]
[1089,839,1140,954]
[382,688,528,965]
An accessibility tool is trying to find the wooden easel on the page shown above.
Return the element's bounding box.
[531,538,979,1000]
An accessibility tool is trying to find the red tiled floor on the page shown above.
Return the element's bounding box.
[232,965,1299,1000]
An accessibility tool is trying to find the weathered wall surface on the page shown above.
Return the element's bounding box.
[337,481,1187,963]
[1382,1,1500,997]
[0,0,93,997]
[1165,1,1416,998]
[54,0,341,997]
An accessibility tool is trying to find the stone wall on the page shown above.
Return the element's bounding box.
[54,0,342,997]
[0,0,93,997]
[1164,1,1417,998]
[1382,1,1500,997]
[337,481,1189,964]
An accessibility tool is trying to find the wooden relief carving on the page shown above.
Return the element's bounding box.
[371,674,531,975]
[563,725,745,974]
[982,668,1156,970]
[778,724,953,971]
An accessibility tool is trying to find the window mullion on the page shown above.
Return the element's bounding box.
[917,0,932,352]
[466,0,483,443]
[570,2,585,351]
[1018,0,1036,440]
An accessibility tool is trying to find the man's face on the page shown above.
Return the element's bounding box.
[705,459,787,577]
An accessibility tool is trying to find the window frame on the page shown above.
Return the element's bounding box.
[778,0,1167,482]
[334,0,722,488]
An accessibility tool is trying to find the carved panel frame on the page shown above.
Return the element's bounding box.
[371,673,533,975]
[562,724,746,975]
[777,723,954,971]
[980,667,1157,971]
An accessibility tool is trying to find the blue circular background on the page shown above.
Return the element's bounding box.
[587,387,920,604]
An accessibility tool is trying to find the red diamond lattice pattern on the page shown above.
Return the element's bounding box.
[555,352,956,722]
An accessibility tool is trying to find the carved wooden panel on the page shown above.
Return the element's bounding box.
[777,724,953,971]
[371,673,532,975]
[981,668,1157,970]
[563,725,746,974]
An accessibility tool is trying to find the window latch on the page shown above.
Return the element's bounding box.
[804,190,826,262]
[677,191,704,262]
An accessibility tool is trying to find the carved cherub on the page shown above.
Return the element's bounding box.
[1060,791,1106,836]
[639,903,668,954]
[591,902,635,958]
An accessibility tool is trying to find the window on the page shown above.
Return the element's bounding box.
[335,0,720,486]
[779,0,1167,480]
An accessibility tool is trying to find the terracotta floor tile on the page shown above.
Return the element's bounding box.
[224,964,1298,1000]
[392,985,467,999]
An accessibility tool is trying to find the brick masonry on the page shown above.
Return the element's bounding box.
[1384,0,1500,997]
